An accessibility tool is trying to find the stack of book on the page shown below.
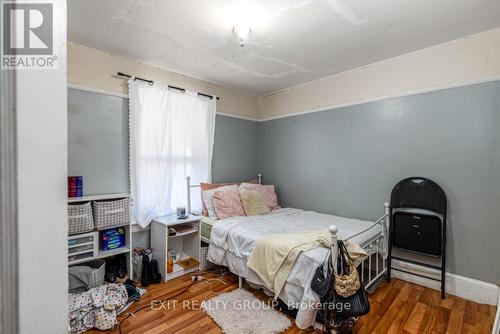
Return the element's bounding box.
[68,176,83,197]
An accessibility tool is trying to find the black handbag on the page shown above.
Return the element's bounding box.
[332,282,370,318]
[311,265,331,298]
[331,240,370,318]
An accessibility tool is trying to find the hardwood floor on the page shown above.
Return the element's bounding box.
[87,271,496,334]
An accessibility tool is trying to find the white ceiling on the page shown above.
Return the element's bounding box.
[68,0,500,95]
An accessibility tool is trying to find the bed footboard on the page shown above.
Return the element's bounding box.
[360,234,387,293]
[361,203,390,293]
[330,202,390,293]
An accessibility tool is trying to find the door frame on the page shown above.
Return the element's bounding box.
[0,19,19,334]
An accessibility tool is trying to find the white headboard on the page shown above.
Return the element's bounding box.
[185,173,262,214]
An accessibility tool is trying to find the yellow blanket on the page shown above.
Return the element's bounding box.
[247,229,366,297]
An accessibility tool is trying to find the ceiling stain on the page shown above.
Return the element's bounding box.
[325,0,367,26]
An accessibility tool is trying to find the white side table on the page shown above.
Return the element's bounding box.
[150,214,201,281]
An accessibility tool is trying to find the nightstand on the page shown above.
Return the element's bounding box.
[150,214,201,281]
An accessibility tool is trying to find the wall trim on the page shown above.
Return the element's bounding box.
[68,84,259,122]
[216,112,259,122]
[70,75,500,124]
[493,291,500,334]
[391,259,498,306]
[68,83,129,98]
[260,75,500,122]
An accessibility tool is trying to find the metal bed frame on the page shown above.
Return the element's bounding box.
[186,174,390,293]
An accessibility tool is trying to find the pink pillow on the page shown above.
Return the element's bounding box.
[212,188,245,219]
[239,183,281,211]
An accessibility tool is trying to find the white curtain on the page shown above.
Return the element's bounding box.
[129,79,216,227]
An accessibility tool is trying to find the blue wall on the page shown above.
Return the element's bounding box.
[212,115,260,183]
[68,88,129,194]
[259,81,500,284]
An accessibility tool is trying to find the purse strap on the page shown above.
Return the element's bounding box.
[337,240,354,275]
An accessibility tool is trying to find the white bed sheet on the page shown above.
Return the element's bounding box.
[207,208,385,329]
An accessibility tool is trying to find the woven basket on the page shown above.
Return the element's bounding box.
[92,198,130,230]
[199,243,215,270]
[86,260,105,289]
[68,259,105,291]
[68,202,94,235]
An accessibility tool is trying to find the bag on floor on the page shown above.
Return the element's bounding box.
[315,312,359,333]
[332,284,370,318]
[133,252,143,282]
[332,240,370,318]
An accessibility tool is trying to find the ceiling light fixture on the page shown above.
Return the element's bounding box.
[216,1,269,48]
[233,24,251,47]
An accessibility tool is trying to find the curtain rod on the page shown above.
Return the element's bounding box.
[116,72,219,100]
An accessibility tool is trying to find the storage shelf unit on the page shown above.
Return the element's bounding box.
[67,193,133,278]
[151,214,201,282]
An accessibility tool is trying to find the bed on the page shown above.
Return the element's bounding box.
[187,175,390,329]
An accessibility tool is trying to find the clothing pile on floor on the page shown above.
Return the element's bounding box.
[68,280,142,334]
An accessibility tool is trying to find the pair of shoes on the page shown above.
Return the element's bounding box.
[140,255,161,286]
[116,254,127,278]
[105,259,117,283]
[104,254,128,283]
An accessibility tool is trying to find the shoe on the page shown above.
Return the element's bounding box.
[150,259,162,284]
[105,258,117,283]
[141,254,151,287]
[116,254,127,279]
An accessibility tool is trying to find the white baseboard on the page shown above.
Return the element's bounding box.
[493,292,500,334]
[391,259,498,306]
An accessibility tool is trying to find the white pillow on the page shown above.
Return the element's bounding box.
[202,185,238,218]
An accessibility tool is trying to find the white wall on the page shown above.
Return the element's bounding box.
[68,42,260,120]
[260,27,500,120]
[16,1,68,333]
